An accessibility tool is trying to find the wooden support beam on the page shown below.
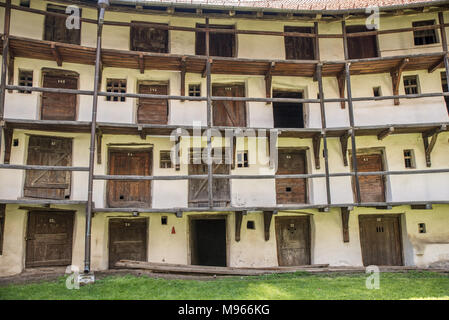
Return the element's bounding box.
[265,62,275,103]
[3,126,13,164]
[422,125,447,167]
[428,55,445,73]
[390,58,409,105]
[235,211,243,242]
[137,125,146,140]
[340,130,351,167]
[180,56,186,102]
[96,127,102,165]
[50,43,63,67]
[7,49,14,93]
[377,127,395,140]
[341,207,350,243]
[138,53,144,74]
[263,210,273,241]
[411,204,433,210]
[313,134,321,170]
[337,70,346,109]
[231,135,237,170]
[174,131,180,171]
[202,58,212,78]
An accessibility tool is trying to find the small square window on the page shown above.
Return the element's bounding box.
[413,20,438,46]
[418,223,426,234]
[161,216,168,225]
[247,221,255,230]
[20,0,30,7]
[189,84,201,97]
[403,149,416,169]
[403,76,419,95]
[18,70,33,93]
[160,150,172,168]
[236,151,249,168]
[106,79,126,102]
[373,86,382,97]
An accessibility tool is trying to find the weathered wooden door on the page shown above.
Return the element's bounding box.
[24,136,72,200]
[25,211,74,268]
[188,149,230,207]
[41,72,78,120]
[107,149,152,208]
[109,218,148,268]
[212,84,246,127]
[354,153,386,203]
[346,25,379,59]
[359,215,403,266]
[276,149,307,204]
[275,216,311,266]
[137,83,169,124]
[44,4,81,45]
[284,26,315,60]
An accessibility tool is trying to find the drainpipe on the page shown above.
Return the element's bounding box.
[84,0,109,274]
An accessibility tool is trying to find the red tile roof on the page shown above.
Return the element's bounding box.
[129,0,444,12]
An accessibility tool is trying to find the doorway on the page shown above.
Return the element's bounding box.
[190,217,227,267]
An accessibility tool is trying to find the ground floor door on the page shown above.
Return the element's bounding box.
[137,83,168,124]
[275,216,311,266]
[109,218,148,269]
[359,215,403,266]
[25,211,74,268]
[276,149,307,204]
[190,218,227,267]
[107,149,152,208]
[354,153,386,203]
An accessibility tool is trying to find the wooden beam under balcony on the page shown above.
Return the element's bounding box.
[337,69,346,109]
[339,130,351,167]
[313,134,321,170]
[428,55,445,73]
[341,207,350,243]
[50,43,63,67]
[422,124,447,167]
[377,127,395,140]
[390,58,409,105]
[180,56,187,101]
[265,62,275,103]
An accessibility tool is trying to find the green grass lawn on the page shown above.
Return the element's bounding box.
[0,271,448,300]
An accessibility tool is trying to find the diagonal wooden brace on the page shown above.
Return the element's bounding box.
[340,129,351,167]
[390,58,409,105]
[422,125,447,167]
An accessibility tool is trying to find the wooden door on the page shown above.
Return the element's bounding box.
[284,26,315,60]
[275,216,311,266]
[109,218,148,268]
[26,211,74,268]
[42,73,78,120]
[188,149,230,207]
[137,84,168,124]
[24,136,72,200]
[346,25,378,59]
[212,84,246,127]
[44,4,81,45]
[107,149,152,208]
[359,215,403,266]
[354,153,386,203]
[276,149,307,204]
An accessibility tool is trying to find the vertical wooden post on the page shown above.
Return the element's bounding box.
[84,0,107,273]
[439,12,449,97]
[342,20,361,204]
[205,18,213,208]
[0,0,11,162]
[341,207,350,242]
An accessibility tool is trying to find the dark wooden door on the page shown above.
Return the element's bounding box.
[107,149,152,208]
[359,215,403,266]
[26,211,74,268]
[355,153,386,203]
[188,149,230,207]
[275,216,311,266]
[137,84,168,124]
[284,26,315,60]
[276,149,307,204]
[190,219,227,267]
[109,218,148,268]
[273,91,304,128]
[212,84,246,127]
[346,25,379,59]
[44,4,81,45]
[24,136,72,200]
[42,73,78,120]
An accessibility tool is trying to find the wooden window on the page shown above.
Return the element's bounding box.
[20,0,30,7]
[272,91,304,128]
[413,20,438,46]
[18,70,33,93]
[195,24,235,57]
[403,150,416,169]
[346,25,379,59]
[418,223,426,234]
[284,26,315,60]
[160,150,172,168]
[236,151,249,168]
[130,21,169,53]
[373,86,382,97]
[441,72,449,113]
[44,4,81,45]
[0,205,4,255]
[106,79,126,102]
[189,84,201,97]
[403,75,419,95]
